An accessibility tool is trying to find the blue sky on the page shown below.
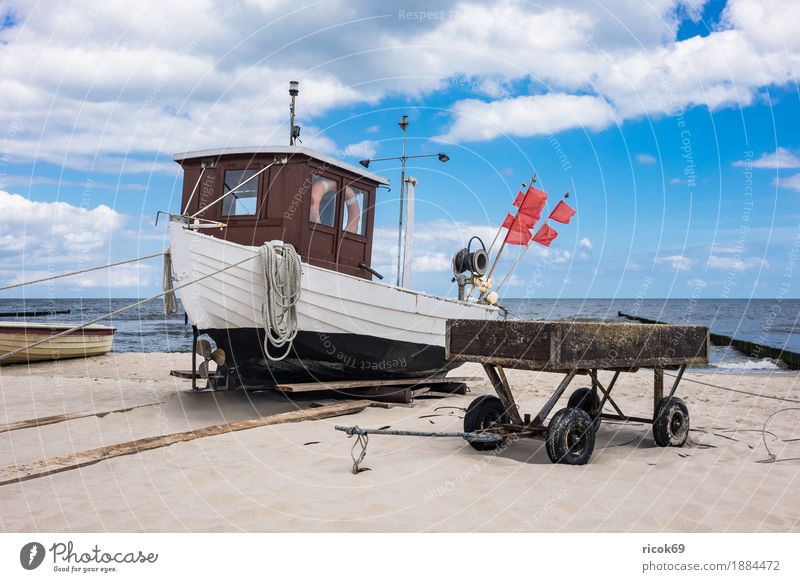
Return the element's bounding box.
[0,0,798,300]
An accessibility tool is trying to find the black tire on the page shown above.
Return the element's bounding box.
[567,387,602,429]
[546,407,596,465]
[653,396,690,447]
[464,395,509,451]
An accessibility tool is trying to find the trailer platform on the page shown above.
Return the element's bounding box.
[445,320,709,464]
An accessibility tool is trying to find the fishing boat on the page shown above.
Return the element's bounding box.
[167,142,500,389]
[0,322,115,364]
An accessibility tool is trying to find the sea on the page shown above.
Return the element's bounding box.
[0,298,797,373]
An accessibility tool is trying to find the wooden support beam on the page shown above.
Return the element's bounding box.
[276,376,480,393]
[0,400,373,487]
[533,369,577,426]
[654,368,664,416]
[482,364,523,425]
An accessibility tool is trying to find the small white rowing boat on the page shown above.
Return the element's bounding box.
[0,322,115,364]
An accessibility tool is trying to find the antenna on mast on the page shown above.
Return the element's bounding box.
[289,81,301,145]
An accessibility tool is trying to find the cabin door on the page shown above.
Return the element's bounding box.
[306,174,340,268]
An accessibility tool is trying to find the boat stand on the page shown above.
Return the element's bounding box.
[471,363,690,464]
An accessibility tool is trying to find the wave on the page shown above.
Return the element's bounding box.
[710,358,785,371]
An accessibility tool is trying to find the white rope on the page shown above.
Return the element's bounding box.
[0,253,259,362]
[259,242,302,361]
[0,252,165,292]
[162,250,178,316]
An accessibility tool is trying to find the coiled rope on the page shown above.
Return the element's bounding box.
[259,242,302,361]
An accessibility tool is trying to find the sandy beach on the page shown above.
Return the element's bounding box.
[1,352,799,533]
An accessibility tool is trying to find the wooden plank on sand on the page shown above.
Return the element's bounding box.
[276,376,480,393]
[0,400,371,486]
[0,402,164,434]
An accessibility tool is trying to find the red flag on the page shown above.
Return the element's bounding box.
[532,223,558,247]
[517,185,547,227]
[502,213,514,229]
[512,189,525,208]
[549,200,576,224]
[504,216,533,246]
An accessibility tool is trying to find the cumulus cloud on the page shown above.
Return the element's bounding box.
[578,237,593,250]
[655,254,693,271]
[0,189,154,288]
[1,0,793,170]
[437,94,617,142]
[341,140,378,159]
[707,255,767,271]
[412,252,451,272]
[773,173,800,192]
[636,153,657,165]
[734,147,800,169]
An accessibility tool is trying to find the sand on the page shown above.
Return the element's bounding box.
[1,352,800,532]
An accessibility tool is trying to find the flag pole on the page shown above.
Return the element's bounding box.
[486,181,526,257]
[467,178,530,299]
[483,175,536,285]
[495,238,533,291]
[495,191,569,294]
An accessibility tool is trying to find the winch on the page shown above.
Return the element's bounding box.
[451,236,489,301]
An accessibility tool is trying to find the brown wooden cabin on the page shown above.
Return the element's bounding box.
[175,146,389,280]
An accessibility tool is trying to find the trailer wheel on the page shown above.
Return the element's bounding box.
[546,407,595,465]
[653,397,690,447]
[464,395,509,451]
[567,388,602,429]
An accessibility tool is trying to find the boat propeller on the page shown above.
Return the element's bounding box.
[195,337,226,378]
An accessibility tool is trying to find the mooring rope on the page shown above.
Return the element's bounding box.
[0,253,259,362]
[259,242,302,362]
[0,251,166,292]
[665,372,800,404]
[162,250,178,316]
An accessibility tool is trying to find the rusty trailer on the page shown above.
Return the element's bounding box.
[445,319,709,465]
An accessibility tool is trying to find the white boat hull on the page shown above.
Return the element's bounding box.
[169,221,500,384]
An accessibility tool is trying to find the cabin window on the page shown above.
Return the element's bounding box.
[222,169,259,216]
[310,174,337,227]
[342,186,367,235]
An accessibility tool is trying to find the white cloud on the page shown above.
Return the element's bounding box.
[578,237,593,250]
[0,0,798,169]
[773,173,800,192]
[437,94,617,143]
[636,153,657,165]
[412,252,451,272]
[0,189,156,289]
[708,243,742,254]
[707,255,767,271]
[655,254,693,271]
[341,140,378,159]
[734,147,800,169]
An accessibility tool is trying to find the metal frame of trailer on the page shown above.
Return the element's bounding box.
[445,320,709,465]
